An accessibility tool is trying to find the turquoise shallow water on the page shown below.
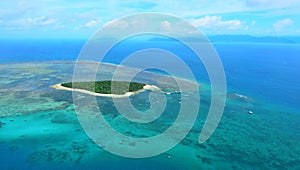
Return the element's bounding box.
[0,62,299,169]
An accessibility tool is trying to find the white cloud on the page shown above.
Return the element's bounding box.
[1,0,299,36]
[103,19,129,29]
[189,16,247,30]
[74,19,101,30]
[273,18,294,30]
[161,21,171,31]
[84,20,97,27]
[26,16,56,26]
[4,16,57,30]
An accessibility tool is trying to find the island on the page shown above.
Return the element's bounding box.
[51,81,160,98]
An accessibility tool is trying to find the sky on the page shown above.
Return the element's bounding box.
[0,0,299,39]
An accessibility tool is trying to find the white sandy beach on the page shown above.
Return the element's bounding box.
[51,83,160,98]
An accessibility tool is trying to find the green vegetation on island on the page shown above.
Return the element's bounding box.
[61,81,146,95]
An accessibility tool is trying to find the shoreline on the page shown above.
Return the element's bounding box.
[51,83,160,98]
